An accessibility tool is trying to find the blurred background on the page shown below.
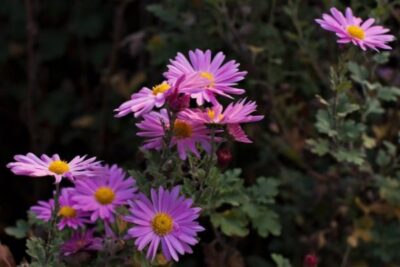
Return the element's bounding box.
[1,0,400,266]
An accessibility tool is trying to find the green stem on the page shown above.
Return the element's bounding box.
[340,246,351,267]
[45,182,61,264]
[159,110,177,172]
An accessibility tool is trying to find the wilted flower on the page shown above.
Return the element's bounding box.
[7,153,100,183]
[316,7,395,51]
[126,186,204,262]
[61,230,102,256]
[181,99,264,143]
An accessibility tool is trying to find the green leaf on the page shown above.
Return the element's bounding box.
[336,80,352,92]
[338,120,365,142]
[306,138,329,156]
[373,52,390,64]
[365,98,384,116]
[378,87,400,102]
[26,237,47,265]
[348,61,368,83]
[336,95,360,117]
[5,219,29,239]
[210,210,249,237]
[250,208,281,238]
[271,253,292,267]
[247,177,280,204]
[333,148,365,165]
[315,110,336,137]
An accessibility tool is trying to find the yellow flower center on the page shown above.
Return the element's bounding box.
[151,212,173,236]
[207,109,224,121]
[48,160,70,175]
[94,186,115,205]
[347,25,365,40]
[200,71,215,87]
[58,206,77,219]
[152,81,170,95]
[173,120,192,139]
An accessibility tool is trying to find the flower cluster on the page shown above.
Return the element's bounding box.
[115,49,264,160]
[8,156,204,261]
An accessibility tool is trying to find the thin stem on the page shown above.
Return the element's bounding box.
[204,127,216,180]
[340,246,351,267]
[45,182,61,264]
[159,110,177,172]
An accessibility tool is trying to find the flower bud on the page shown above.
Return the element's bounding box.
[217,147,232,167]
[303,253,318,267]
[166,88,190,112]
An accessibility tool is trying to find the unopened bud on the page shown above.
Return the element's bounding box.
[217,147,232,167]
[166,88,190,112]
[303,253,318,267]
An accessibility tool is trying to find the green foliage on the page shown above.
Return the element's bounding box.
[209,169,281,238]
[271,253,292,267]
[5,219,28,239]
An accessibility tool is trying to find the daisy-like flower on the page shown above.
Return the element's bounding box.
[30,188,88,230]
[136,109,212,160]
[61,229,102,256]
[72,164,136,222]
[315,7,395,51]
[114,81,171,118]
[7,153,100,183]
[126,186,204,262]
[181,99,264,143]
[164,49,247,105]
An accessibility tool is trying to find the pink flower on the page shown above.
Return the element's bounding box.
[126,186,204,262]
[7,153,100,183]
[316,7,395,51]
[72,164,137,222]
[114,81,171,118]
[30,188,89,230]
[180,99,264,143]
[136,109,212,160]
[164,49,247,105]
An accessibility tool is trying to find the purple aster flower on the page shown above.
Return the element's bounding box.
[7,153,100,183]
[181,99,264,143]
[316,7,395,51]
[72,164,137,222]
[164,49,247,105]
[30,188,89,230]
[126,186,204,262]
[136,109,212,160]
[114,81,172,118]
[61,229,102,256]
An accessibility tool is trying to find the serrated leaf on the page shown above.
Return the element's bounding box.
[333,148,365,165]
[315,110,336,137]
[271,253,292,267]
[210,210,249,237]
[307,138,329,156]
[250,208,281,238]
[247,177,280,204]
[378,87,400,102]
[5,219,29,239]
[348,61,368,83]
